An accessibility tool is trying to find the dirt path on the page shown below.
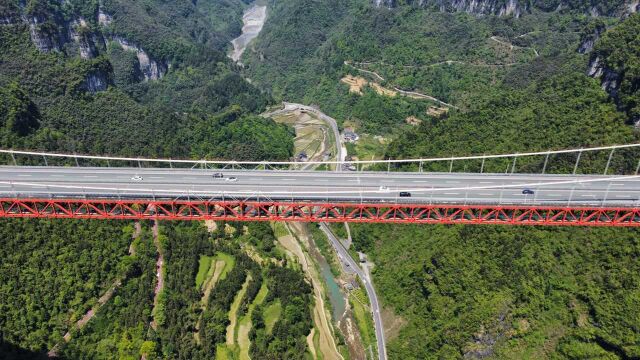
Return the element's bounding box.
[226,274,252,345]
[150,220,164,331]
[278,223,344,360]
[490,35,539,57]
[342,61,458,110]
[195,259,227,344]
[307,328,318,359]
[48,221,142,357]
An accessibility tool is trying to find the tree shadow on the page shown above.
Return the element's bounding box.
[0,339,49,360]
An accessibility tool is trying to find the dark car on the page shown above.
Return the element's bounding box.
[399,192,412,197]
[212,173,224,178]
[522,189,535,195]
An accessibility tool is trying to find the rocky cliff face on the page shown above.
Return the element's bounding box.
[1,3,166,87]
[112,37,167,81]
[586,13,640,126]
[373,0,638,18]
[83,71,109,93]
[587,56,620,99]
[373,0,523,16]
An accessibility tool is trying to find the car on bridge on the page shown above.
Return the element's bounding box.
[399,192,412,197]
[522,189,535,195]
[131,175,143,181]
[225,177,238,182]
[212,173,224,179]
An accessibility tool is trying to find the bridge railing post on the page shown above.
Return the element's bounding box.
[604,148,615,175]
[635,159,640,175]
[480,155,485,174]
[42,155,48,166]
[542,151,550,174]
[573,149,583,175]
[10,151,16,166]
[510,154,517,174]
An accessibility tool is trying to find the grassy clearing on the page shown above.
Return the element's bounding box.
[215,344,234,360]
[196,252,235,288]
[195,255,214,288]
[263,300,282,335]
[237,282,268,360]
[216,252,235,281]
[350,288,375,350]
[272,222,289,239]
[227,275,252,345]
[351,134,387,163]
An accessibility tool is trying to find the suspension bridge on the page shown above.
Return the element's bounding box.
[1,144,640,226]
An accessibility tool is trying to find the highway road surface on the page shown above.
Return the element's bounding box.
[1,167,639,207]
[320,223,387,360]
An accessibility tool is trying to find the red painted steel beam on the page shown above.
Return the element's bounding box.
[0,198,639,226]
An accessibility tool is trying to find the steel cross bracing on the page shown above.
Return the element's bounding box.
[1,198,639,226]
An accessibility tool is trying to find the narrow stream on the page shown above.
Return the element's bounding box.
[229,4,267,63]
[309,239,347,322]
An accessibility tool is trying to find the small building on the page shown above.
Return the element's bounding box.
[343,129,360,143]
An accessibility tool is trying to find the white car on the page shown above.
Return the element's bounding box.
[225,177,238,182]
[378,185,390,192]
[131,175,143,181]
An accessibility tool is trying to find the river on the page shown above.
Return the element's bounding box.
[229,4,267,63]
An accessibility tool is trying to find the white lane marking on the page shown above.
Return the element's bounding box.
[18,174,31,177]
[84,176,98,178]
[149,177,164,179]
[413,181,427,183]
[447,181,461,184]
[479,181,494,184]
[281,178,296,181]
[479,193,494,196]
[51,175,64,177]
[444,192,460,195]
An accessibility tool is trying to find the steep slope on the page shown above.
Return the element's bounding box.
[588,13,640,125]
[241,1,640,359]
[0,0,286,158]
[243,0,637,136]
[374,0,639,18]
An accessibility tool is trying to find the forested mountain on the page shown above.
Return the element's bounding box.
[1,0,640,359]
[0,0,289,159]
[240,0,640,359]
[374,0,639,17]
[0,0,302,358]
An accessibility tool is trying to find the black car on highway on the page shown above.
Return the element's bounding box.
[399,192,412,197]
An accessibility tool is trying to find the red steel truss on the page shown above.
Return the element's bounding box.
[0,198,639,227]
